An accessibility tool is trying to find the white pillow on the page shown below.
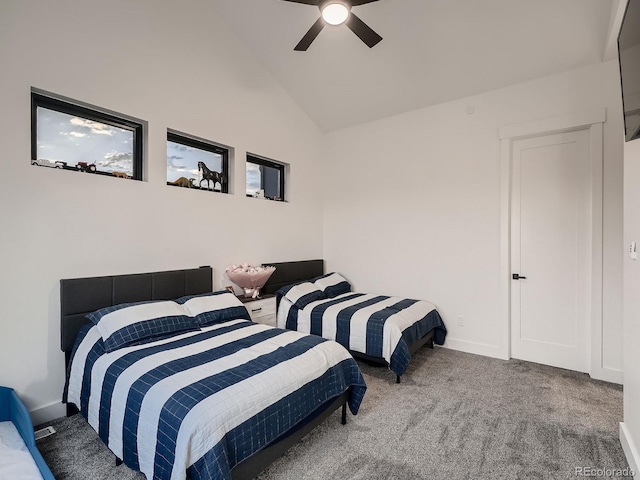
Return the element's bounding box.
[86,301,195,352]
[313,272,351,298]
[178,291,251,327]
[282,282,326,309]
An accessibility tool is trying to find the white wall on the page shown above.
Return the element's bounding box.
[619,7,640,468]
[0,0,628,424]
[0,0,324,422]
[622,138,640,473]
[323,61,624,381]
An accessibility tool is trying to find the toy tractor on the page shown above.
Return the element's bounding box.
[77,162,97,173]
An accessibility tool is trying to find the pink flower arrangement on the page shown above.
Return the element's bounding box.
[225,263,276,297]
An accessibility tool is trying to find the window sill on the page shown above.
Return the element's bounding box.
[245,194,286,202]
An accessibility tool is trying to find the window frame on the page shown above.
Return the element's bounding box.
[31,92,144,181]
[167,131,230,194]
[246,154,286,201]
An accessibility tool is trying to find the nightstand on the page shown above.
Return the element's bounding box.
[239,295,277,327]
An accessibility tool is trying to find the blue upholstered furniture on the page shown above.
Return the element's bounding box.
[0,386,54,480]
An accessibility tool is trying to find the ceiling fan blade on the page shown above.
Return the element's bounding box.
[350,0,381,5]
[294,17,325,51]
[345,12,382,48]
[280,0,320,5]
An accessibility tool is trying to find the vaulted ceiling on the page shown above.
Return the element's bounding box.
[210,0,616,132]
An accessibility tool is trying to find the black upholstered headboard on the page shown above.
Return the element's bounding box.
[261,260,324,294]
[60,266,213,354]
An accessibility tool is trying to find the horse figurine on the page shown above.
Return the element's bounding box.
[198,161,224,191]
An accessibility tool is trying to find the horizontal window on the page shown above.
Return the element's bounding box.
[31,92,143,180]
[246,154,285,201]
[167,131,229,193]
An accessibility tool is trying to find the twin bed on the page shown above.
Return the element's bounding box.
[263,260,447,383]
[61,261,446,480]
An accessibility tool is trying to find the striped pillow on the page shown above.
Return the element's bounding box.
[86,300,197,353]
[178,291,251,327]
[280,282,326,309]
[313,272,351,298]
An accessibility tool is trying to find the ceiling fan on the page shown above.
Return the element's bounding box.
[281,0,383,51]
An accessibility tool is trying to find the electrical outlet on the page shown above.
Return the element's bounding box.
[457,315,464,327]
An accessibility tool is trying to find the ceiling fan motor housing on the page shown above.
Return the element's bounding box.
[319,0,351,12]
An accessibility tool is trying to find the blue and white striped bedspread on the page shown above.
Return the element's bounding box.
[277,293,447,377]
[65,320,366,480]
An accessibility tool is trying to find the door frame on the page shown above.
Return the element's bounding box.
[498,109,605,379]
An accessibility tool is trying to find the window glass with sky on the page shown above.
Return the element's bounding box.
[31,92,143,179]
[246,154,285,201]
[166,132,229,192]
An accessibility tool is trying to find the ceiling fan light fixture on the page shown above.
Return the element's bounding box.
[321,2,350,26]
[284,0,382,51]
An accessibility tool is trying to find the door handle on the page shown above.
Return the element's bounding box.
[512,274,527,280]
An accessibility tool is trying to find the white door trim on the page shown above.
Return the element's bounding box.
[499,109,610,380]
[498,109,606,141]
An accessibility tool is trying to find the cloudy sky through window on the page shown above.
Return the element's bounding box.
[37,108,134,175]
[246,162,261,195]
[166,141,223,189]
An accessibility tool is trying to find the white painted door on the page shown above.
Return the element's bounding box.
[510,129,590,373]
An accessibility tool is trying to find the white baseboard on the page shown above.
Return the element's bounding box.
[30,402,66,427]
[441,337,508,360]
[620,422,640,477]
[591,366,623,385]
[443,339,623,384]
